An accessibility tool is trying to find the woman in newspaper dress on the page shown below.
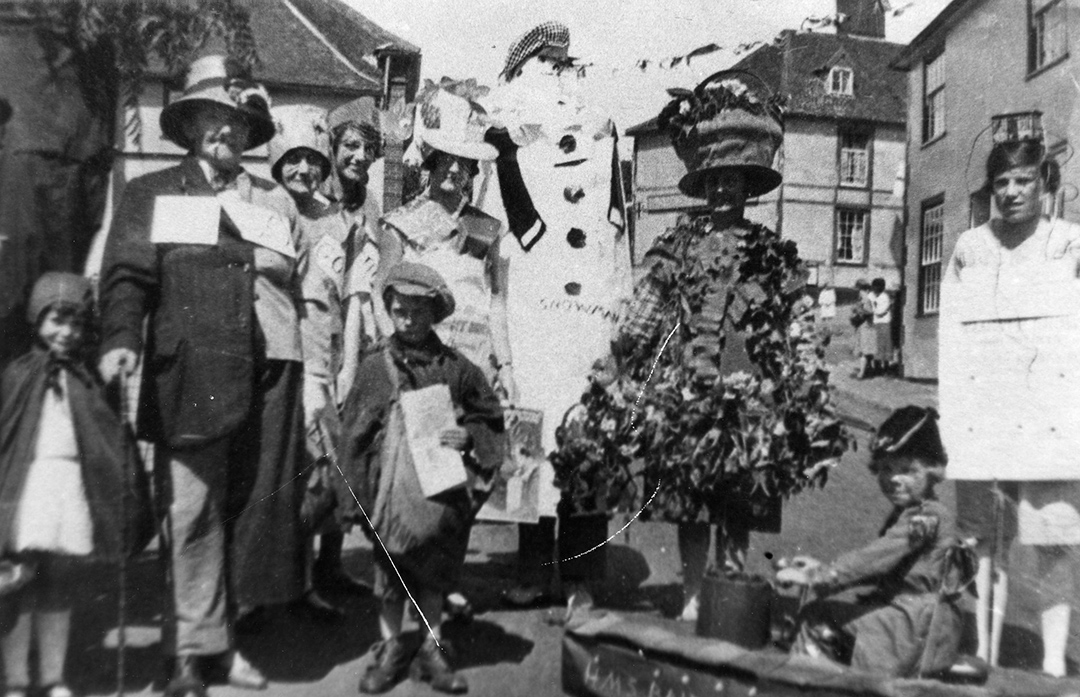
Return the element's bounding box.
[380,83,515,390]
[479,21,633,607]
[940,130,1080,677]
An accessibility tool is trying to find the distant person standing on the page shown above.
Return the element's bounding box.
[871,277,894,373]
[852,279,876,379]
[818,283,837,320]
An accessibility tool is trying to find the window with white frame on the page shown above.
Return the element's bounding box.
[839,129,871,186]
[827,66,853,96]
[835,208,868,264]
[919,199,945,314]
[1029,0,1068,73]
[922,51,945,143]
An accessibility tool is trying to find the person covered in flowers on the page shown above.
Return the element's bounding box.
[611,71,804,622]
[777,406,974,678]
[267,104,367,619]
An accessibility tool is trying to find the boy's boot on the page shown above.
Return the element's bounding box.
[359,637,412,694]
[410,636,467,694]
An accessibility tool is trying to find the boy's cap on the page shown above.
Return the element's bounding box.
[27,272,93,324]
[382,261,456,322]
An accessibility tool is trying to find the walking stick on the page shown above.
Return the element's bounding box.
[116,362,130,697]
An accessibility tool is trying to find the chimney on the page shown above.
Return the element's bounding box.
[836,0,886,39]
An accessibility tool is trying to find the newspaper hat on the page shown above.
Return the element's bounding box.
[27,272,93,324]
[658,70,784,199]
[382,261,456,323]
[160,54,274,152]
[501,21,573,78]
[268,105,332,182]
[327,96,382,155]
[418,85,497,162]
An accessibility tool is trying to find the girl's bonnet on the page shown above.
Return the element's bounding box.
[26,272,93,325]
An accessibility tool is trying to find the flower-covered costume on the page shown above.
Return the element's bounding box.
[611,214,829,527]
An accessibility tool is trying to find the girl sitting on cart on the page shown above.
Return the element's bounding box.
[778,406,975,678]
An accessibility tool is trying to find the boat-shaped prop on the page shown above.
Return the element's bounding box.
[563,613,1080,697]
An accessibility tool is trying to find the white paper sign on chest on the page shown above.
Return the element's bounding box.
[150,196,221,246]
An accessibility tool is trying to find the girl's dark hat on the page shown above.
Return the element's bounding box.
[382,262,456,323]
[27,272,93,324]
[659,70,784,199]
[160,54,275,152]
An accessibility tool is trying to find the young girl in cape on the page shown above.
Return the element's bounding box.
[0,272,150,697]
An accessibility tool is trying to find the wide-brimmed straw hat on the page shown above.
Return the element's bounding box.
[160,54,275,152]
[501,21,574,79]
[658,70,784,199]
[268,105,332,182]
[382,261,456,323]
[417,86,497,163]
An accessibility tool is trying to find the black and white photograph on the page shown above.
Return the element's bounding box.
[2,0,1080,695]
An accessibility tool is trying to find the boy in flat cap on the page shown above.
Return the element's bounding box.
[338,262,504,694]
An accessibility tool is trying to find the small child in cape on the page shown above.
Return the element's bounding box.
[778,406,975,678]
[0,272,149,697]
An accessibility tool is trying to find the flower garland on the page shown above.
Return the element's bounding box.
[552,215,850,530]
[658,78,786,152]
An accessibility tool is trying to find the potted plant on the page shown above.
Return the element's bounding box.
[549,379,641,582]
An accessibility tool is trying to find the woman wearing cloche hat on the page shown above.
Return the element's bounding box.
[269,104,371,614]
[98,52,305,697]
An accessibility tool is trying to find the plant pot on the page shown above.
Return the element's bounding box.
[557,511,608,582]
[696,569,773,648]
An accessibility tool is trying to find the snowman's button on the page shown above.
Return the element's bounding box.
[564,185,585,203]
[564,282,582,296]
[558,134,577,154]
[567,228,587,248]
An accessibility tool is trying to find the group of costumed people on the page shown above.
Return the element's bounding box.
[1,15,1078,697]
[0,22,633,697]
